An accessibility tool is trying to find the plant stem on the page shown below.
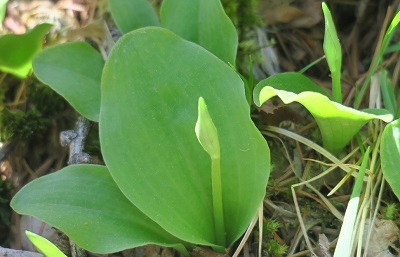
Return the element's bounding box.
[211,157,226,246]
[331,71,342,104]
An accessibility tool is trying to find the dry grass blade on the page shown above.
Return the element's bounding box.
[231,203,262,257]
[263,126,352,173]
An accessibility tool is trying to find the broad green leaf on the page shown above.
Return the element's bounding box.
[253,85,393,154]
[381,119,400,201]
[101,27,269,248]
[160,0,238,65]
[33,42,103,121]
[26,231,67,257]
[322,2,342,103]
[11,165,188,254]
[254,72,328,96]
[108,0,159,34]
[0,23,51,78]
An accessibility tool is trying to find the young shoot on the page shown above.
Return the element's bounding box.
[25,231,67,257]
[195,97,225,246]
[322,2,342,103]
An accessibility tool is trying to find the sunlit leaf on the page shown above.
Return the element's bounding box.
[0,0,7,24]
[0,23,51,78]
[25,231,67,257]
[253,84,392,154]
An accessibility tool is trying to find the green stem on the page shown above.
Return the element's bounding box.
[331,71,342,104]
[211,157,226,246]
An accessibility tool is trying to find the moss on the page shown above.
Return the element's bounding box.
[0,77,72,142]
[26,81,69,117]
[221,0,261,29]
[261,219,288,257]
[0,108,49,141]
[383,203,397,221]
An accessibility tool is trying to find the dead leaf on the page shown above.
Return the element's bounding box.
[259,0,322,28]
[363,218,400,257]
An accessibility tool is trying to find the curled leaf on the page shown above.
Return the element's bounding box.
[254,85,392,154]
[195,97,220,159]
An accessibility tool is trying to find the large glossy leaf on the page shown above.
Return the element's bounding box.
[381,119,400,200]
[109,0,159,34]
[11,165,187,254]
[253,83,393,154]
[33,42,103,122]
[0,23,51,78]
[160,0,238,65]
[100,27,269,248]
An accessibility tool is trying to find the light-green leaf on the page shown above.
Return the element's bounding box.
[253,83,393,154]
[11,165,187,254]
[381,119,400,201]
[322,2,342,103]
[101,27,269,248]
[25,231,67,257]
[108,0,159,34]
[33,42,103,122]
[0,23,51,78]
[0,0,7,25]
[160,0,238,65]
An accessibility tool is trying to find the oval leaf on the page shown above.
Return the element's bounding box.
[381,119,400,201]
[253,84,393,154]
[100,27,269,248]
[0,23,51,78]
[160,0,238,65]
[11,165,187,254]
[109,0,159,34]
[33,42,103,121]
